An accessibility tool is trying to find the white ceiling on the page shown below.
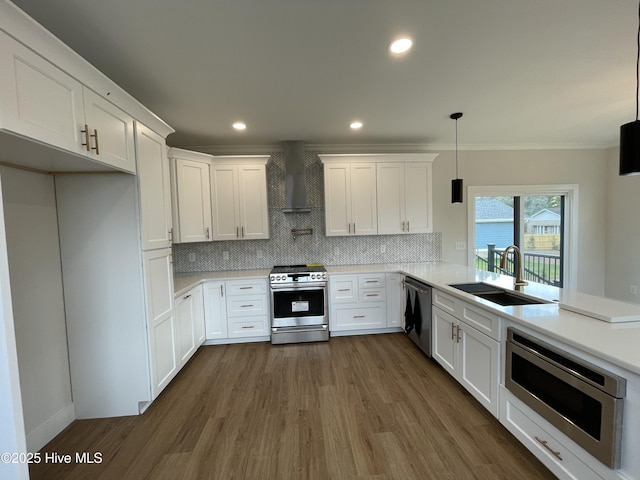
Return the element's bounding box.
[10,0,638,150]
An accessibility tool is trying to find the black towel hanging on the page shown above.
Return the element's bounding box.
[413,293,422,335]
[404,289,414,334]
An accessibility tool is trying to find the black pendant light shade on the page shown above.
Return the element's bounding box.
[450,112,463,203]
[620,122,640,175]
[451,178,463,203]
[620,1,640,175]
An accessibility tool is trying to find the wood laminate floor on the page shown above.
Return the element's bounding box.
[31,334,556,480]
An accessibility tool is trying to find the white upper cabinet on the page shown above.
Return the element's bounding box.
[322,160,377,236]
[320,154,437,237]
[169,148,213,243]
[136,123,173,250]
[0,31,137,173]
[377,159,434,234]
[210,156,270,240]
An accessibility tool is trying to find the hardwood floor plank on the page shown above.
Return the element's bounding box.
[30,334,556,480]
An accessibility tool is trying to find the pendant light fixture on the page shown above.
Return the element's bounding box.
[450,112,464,203]
[620,0,640,175]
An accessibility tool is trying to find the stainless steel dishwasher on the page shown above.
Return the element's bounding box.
[402,276,432,357]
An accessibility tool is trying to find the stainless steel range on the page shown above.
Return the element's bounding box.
[269,264,328,344]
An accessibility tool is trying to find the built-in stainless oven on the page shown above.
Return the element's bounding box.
[505,327,626,469]
[269,265,328,344]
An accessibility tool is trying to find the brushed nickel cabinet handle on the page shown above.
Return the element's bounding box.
[365,293,379,297]
[534,437,563,461]
[353,223,356,234]
[205,227,210,239]
[241,226,244,237]
[183,294,191,300]
[406,221,410,232]
[456,325,461,343]
[338,288,350,292]
[241,325,254,329]
[220,285,224,297]
[80,124,91,151]
[236,226,239,238]
[90,129,99,155]
[168,227,173,244]
[451,323,456,340]
[239,286,253,290]
[241,304,254,308]
[353,315,365,319]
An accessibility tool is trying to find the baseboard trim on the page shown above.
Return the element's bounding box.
[26,403,75,452]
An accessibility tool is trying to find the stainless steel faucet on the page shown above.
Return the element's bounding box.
[500,245,528,291]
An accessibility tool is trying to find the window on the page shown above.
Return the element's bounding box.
[468,185,578,290]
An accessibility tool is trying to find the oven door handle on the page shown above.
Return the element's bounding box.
[271,325,328,333]
[270,283,327,290]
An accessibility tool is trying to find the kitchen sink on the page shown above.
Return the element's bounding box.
[448,282,551,306]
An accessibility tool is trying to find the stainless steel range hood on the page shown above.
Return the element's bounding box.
[283,141,311,213]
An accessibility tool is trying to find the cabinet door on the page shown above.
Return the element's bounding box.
[137,124,172,250]
[172,158,212,243]
[143,248,176,398]
[210,165,240,240]
[192,285,205,346]
[237,164,269,239]
[386,273,404,328]
[0,32,86,156]
[329,275,357,303]
[83,89,136,173]
[404,162,432,233]
[376,163,405,234]
[324,164,351,236]
[204,282,228,340]
[432,307,457,377]
[175,291,196,367]
[349,163,377,235]
[458,322,499,417]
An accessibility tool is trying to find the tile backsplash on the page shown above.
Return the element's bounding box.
[172,150,441,272]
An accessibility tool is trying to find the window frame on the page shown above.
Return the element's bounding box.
[466,184,579,291]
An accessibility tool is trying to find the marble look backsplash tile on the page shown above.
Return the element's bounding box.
[172,150,441,272]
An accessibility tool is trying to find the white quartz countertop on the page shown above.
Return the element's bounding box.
[174,262,640,375]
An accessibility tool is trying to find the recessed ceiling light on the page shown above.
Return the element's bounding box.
[232,121,246,130]
[389,38,412,54]
[350,121,363,130]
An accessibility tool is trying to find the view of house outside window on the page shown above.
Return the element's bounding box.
[474,195,563,287]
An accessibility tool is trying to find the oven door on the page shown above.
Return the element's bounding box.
[270,284,327,328]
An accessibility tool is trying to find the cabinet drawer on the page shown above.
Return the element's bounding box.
[332,305,386,331]
[358,288,386,302]
[329,276,357,303]
[228,317,267,338]
[225,279,267,296]
[432,289,457,315]
[460,303,501,340]
[358,274,385,288]
[500,387,600,480]
[226,295,268,317]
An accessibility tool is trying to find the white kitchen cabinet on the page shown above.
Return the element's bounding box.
[386,273,404,328]
[175,285,204,367]
[322,162,377,236]
[0,31,136,173]
[377,161,433,234]
[204,279,269,342]
[432,292,500,417]
[169,148,213,243]
[137,124,172,250]
[329,273,388,332]
[143,248,178,398]
[204,282,227,340]
[210,157,270,240]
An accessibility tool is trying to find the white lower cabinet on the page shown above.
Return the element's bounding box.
[432,290,500,417]
[329,273,394,333]
[500,386,603,480]
[175,284,205,367]
[386,273,404,328]
[204,278,269,342]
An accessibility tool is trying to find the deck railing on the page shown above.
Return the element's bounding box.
[475,244,562,287]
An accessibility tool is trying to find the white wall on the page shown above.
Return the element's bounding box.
[432,148,608,296]
[1,167,74,452]
[605,147,640,304]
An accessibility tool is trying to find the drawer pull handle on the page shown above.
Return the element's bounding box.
[241,304,254,308]
[353,315,365,319]
[240,286,253,290]
[456,325,461,343]
[365,280,378,283]
[366,294,379,297]
[241,325,254,329]
[81,125,91,151]
[338,289,350,292]
[535,436,563,461]
[183,294,192,300]
[90,128,100,154]
[451,323,456,340]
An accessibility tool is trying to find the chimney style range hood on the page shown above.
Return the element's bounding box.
[283,141,311,213]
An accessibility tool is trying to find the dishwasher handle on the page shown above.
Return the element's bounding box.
[402,279,431,295]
